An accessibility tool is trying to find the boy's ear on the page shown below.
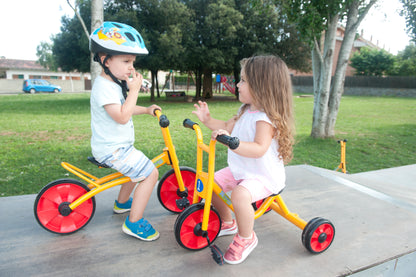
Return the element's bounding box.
[100,54,110,66]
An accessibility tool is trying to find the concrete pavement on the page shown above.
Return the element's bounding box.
[1,164,415,276]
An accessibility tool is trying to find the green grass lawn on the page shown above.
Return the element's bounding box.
[0,92,415,197]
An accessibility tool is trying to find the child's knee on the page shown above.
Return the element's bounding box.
[152,167,159,179]
[231,186,251,204]
[147,168,159,184]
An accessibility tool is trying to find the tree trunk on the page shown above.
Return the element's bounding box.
[150,70,157,101]
[155,72,160,98]
[90,0,103,85]
[326,0,378,137]
[233,63,240,100]
[311,14,339,138]
[195,69,202,99]
[202,68,213,99]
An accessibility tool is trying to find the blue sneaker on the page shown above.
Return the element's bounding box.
[122,216,160,241]
[113,197,132,214]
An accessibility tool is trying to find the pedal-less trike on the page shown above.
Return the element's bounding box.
[174,119,335,263]
[34,110,196,234]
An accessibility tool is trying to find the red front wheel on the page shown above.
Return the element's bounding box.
[302,217,335,253]
[174,203,221,250]
[34,179,96,234]
[157,166,196,213]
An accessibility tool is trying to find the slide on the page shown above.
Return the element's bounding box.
[221,79,235,94]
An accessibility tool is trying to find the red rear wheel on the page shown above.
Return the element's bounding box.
[34,179,95,234]
[174,203,221,250]
[251,198,272,214]
[157,167,196,213]
[302,217,335,253]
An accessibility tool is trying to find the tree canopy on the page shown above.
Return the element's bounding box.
[52,1,91,73]
[400,0,416,43]
[390,44,416,76]
[350,47,395,76]
[39,0,311,99]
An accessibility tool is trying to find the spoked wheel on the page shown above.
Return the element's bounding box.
[302,217,335,253]
[252,198,272,214]
[34,179,96,234]
[174,203,221,250]
[157,166,196,213]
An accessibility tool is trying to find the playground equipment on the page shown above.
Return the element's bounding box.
[335,139,347,174]
[34,110,196,234]
[220,76,235,94]
[174,119,335,265]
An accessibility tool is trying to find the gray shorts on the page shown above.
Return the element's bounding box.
[98,145,155,182]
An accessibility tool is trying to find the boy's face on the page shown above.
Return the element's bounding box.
[104,54,137,81]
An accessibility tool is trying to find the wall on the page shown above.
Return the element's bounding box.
[292,76,416,97]
[0,79,87,94]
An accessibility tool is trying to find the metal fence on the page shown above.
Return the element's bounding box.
[291,76,416,89]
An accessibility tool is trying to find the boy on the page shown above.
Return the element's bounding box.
[89,21,160,241]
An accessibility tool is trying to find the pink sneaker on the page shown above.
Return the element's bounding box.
[223,232,258,264]
[218,219,238,237]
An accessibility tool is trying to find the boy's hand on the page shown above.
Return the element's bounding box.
[127,69,143,93]
[192,101,211,124]
[148,104,161,116]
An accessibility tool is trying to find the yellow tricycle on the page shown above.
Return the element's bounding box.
[174,119,335,264]
[34,110,196,234]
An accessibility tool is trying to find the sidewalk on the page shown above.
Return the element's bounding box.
[1,164,415,276]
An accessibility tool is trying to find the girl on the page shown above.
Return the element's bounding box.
[192,55,295,264]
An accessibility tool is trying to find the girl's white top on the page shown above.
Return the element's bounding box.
[228,106,285,193]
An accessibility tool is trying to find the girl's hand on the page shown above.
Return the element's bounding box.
[126,69,143,93]
[192,101,211,124]
[211,129,230,141]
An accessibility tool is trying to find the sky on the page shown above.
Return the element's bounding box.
[0,0,412,61]
[358,0,412,54]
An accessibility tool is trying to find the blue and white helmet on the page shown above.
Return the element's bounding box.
[89,21,148,56]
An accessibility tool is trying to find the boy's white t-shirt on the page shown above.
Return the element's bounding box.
[90,75,134,159]
[228,107,286,194]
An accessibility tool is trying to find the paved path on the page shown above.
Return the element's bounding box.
[1,165,415,276]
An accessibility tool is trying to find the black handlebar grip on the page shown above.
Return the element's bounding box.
[183,119,198,129]
[159,115,169,128]
[153,108,161,116]
[216,135,240,150]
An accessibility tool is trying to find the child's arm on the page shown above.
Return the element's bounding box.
[192,101,236,133]
[214,121,274,159]
[105,71,160,123]
[132,104,161,116]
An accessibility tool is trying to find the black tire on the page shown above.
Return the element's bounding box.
[302,217,335,253]
[174,203,221,250]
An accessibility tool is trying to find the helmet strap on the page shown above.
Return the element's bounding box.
[94,53,129,99]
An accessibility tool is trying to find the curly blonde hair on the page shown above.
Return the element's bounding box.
[238,55,295,164]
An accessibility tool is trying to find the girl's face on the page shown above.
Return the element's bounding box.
[104,54,136,81]
[237,70,255,108]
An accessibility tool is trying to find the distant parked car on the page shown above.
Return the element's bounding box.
[23,79,62,94]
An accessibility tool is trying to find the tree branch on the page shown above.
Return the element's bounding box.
[67,0,90,39]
